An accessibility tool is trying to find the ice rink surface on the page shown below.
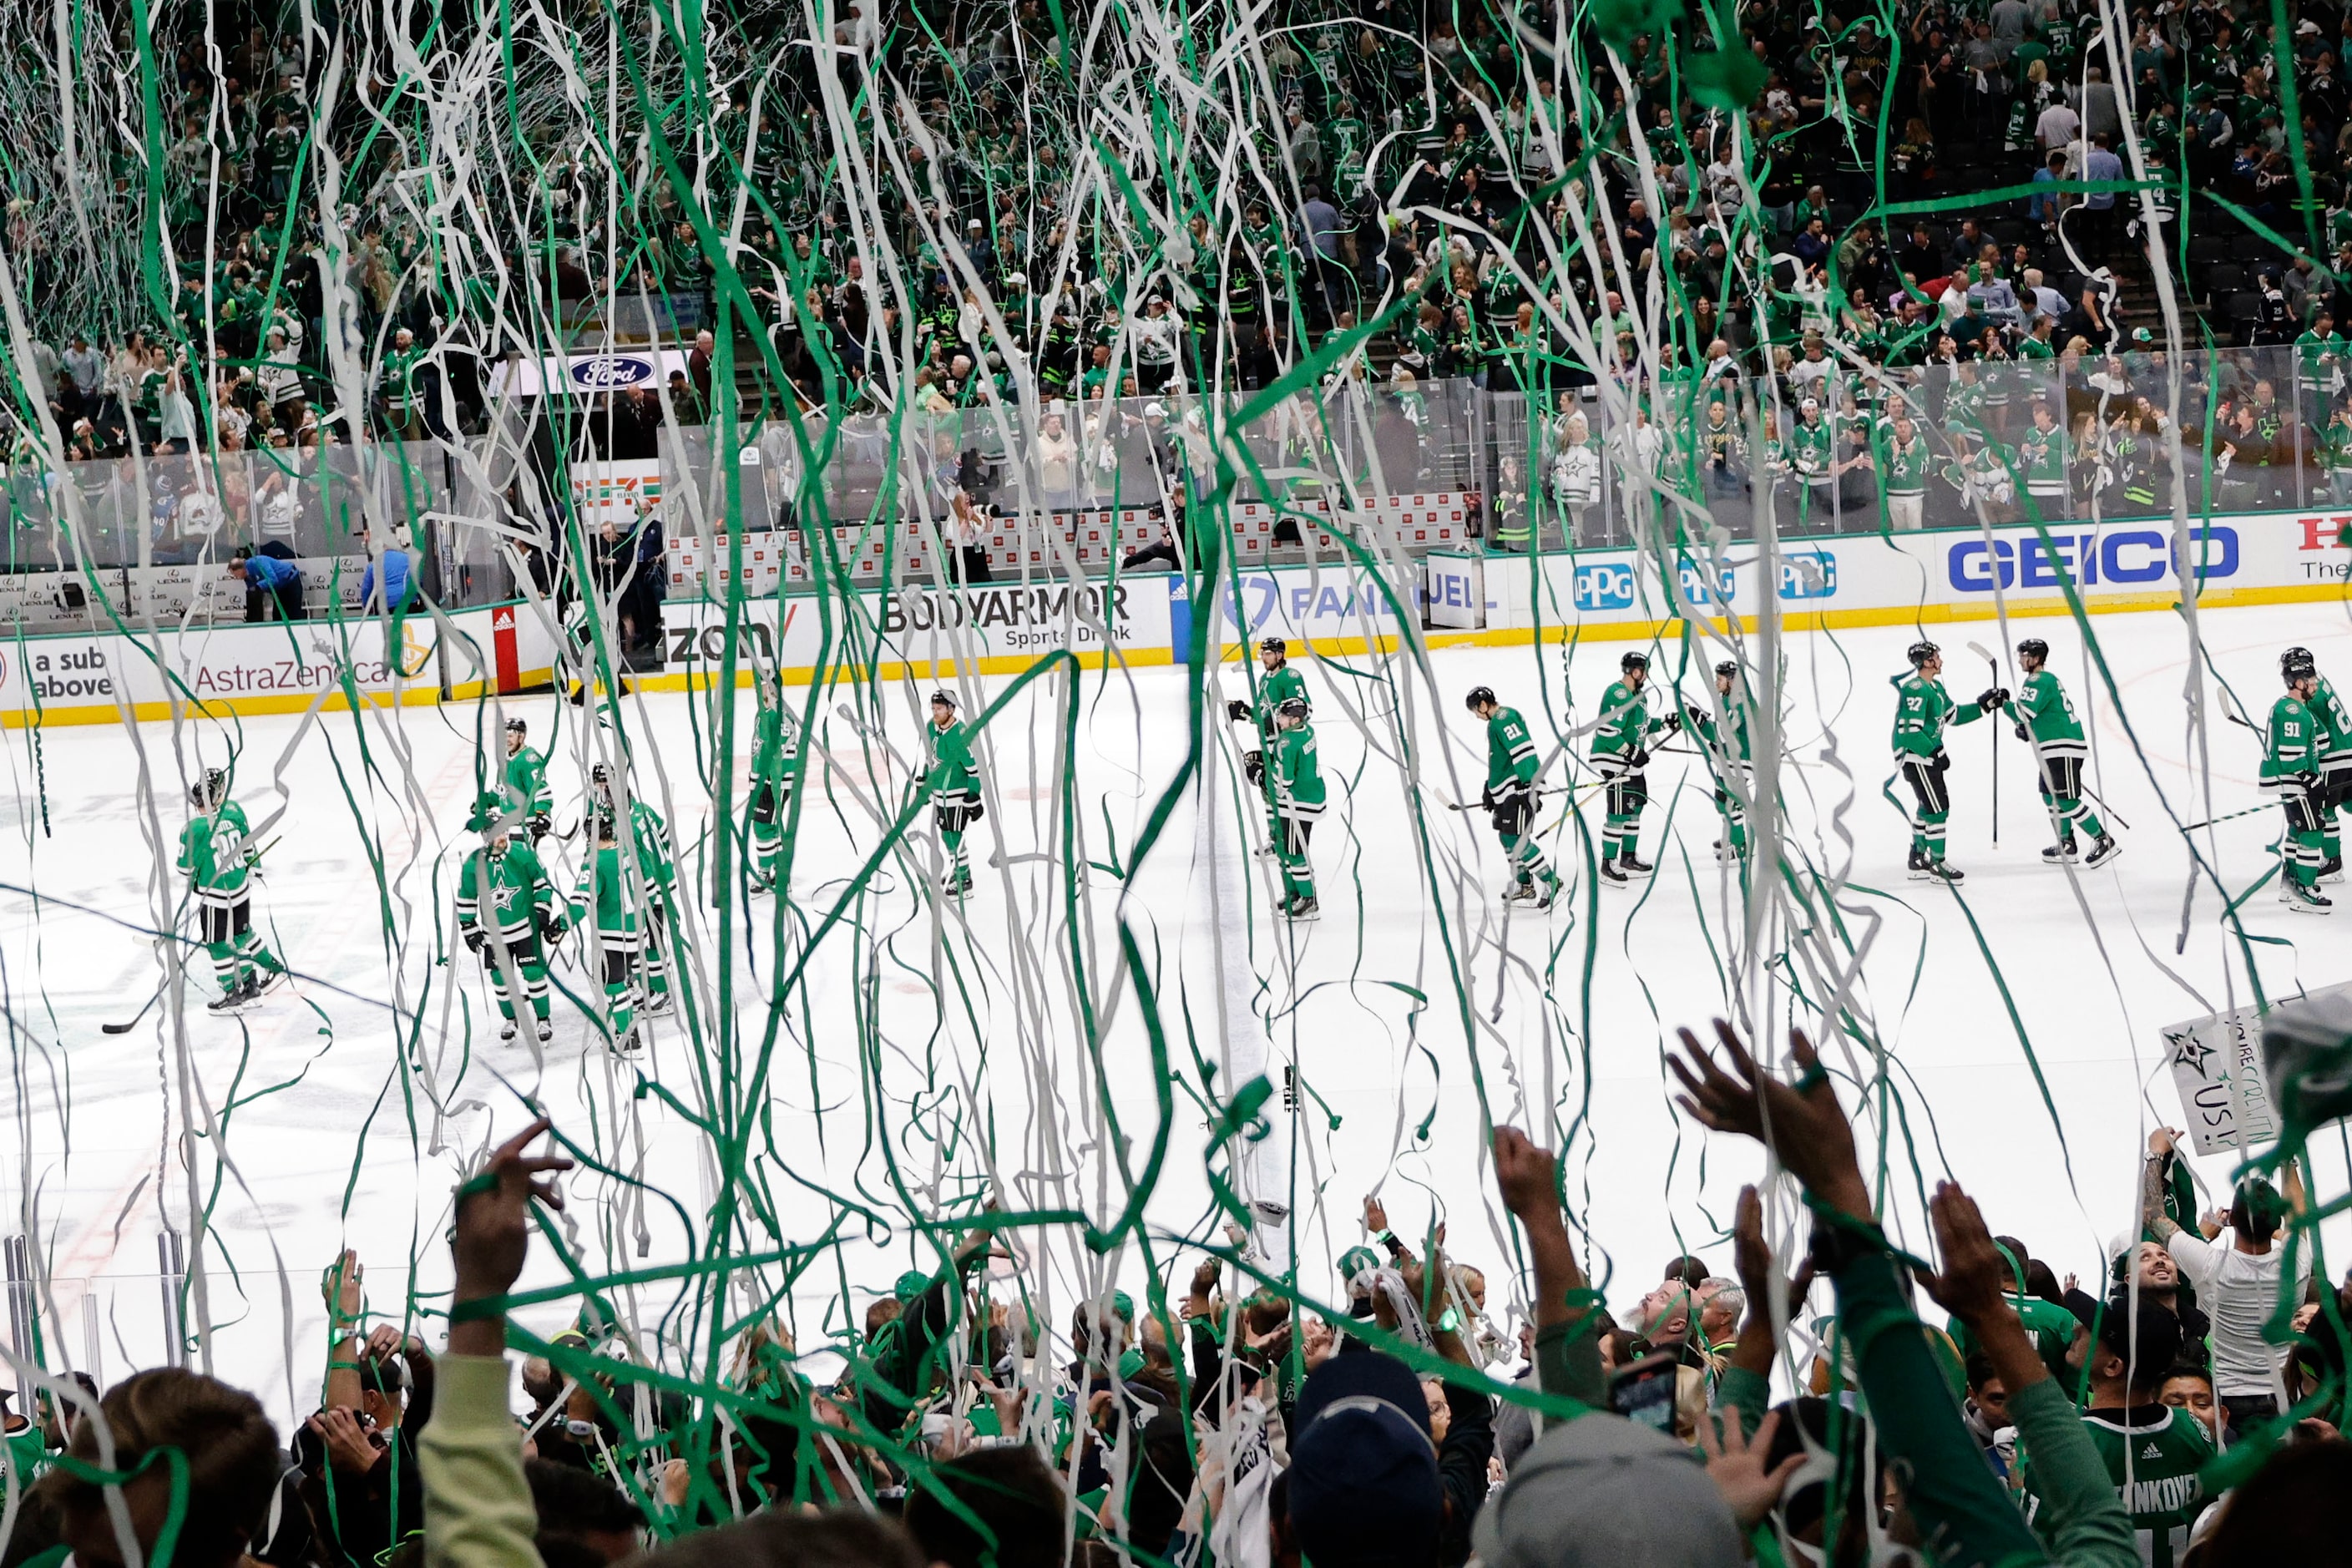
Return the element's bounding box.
[3,597,2348,1424]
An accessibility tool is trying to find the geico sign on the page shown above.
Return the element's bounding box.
[1948,527,2238,592]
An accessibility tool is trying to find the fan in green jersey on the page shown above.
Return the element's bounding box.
[1589,650,1677,886]
[1227,636,1309,862]
[1682,661,1753,864]
[1267,699,1326,920]
[2019,1292,2208,1568]
[747,667,801,893]
[1892,640,2002,883]
[2004,640,2120,869]
[928,690,984,899]
[502,718,554,842]
[2267,656,2334,913]
[177,767,286,1010]
[457,789,565,1042]
[567,813,644,1054]
[1468,686,1559,908]
[2281,645,2350,881]
[592,762,680,1013]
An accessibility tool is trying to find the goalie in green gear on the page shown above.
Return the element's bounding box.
[747,668,800,893]
[1682,662,1752,865]
[1227,636,1308,861]
[178,767,286,1009]
[457,789,564,1041]
[593,761,680,1014]
[1893,640,2000,883]
[1267,697,1325,921]
[2282,645,2350,881]
[2005,639,2119,869]
[567,812,645,1053]
[1468,686,1558,908]
[2268,658,2334,913]
[502,717,553,842]
[928,690,983,898]
[1590,650,1677,885]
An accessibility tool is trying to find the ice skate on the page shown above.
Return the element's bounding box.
[1284,896,1320,922]
[2083,836,2122,869]
[2040,838,2078,864]
[2287,881,2334,914]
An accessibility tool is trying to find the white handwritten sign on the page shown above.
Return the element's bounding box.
[2164,1002,2284,1156]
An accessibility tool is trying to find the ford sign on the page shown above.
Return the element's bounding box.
[570,355,658,390]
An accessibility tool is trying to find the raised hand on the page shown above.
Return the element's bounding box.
[1668,1019,1869,1218]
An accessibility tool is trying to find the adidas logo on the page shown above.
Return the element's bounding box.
[2141,1443,2163,1459]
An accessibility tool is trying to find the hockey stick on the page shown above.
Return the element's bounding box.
[102,987,164,1035]
[1968,640,2001,846]
[2178,802,2281,832]
[1442,784,1582,812]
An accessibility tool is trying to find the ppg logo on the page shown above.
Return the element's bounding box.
[1676,562,1737,607]
[570,355,657,389]
[1778,551,1838,599]
[1573,562,1636,611]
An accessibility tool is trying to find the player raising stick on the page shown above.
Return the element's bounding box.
[457,790,564,1042]
[1267,697,1325,921]
[1893,640,2003,883]
[503,718,553,842]
[928,690,983,900]
[2004,639,2119,868]
[1682,660,1752,865]
[2267,655,2333,914]
[2280,646,2349,881]
[179,767,286,1011]
[1591,650,1677,885]
[1467,686,1559,908]
[567,812,644,1053]
[747,667,800,894]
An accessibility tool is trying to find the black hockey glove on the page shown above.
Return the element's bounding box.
[1480,786,1495,810]
[1664,711,1683,734]
[1976,687,2010,713]
[1226,700,1252,722]
[463,928,488,955]
[528,815,551,840]
[1243,750,1266,787]
[1631,747,1650,770]
[2014,721,2030,742]
[539,912,569,942]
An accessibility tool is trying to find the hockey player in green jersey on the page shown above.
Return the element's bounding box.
[1590,650,1677,886]
[178,767,286,1009]
[1227,636,1309,859]
[1682,661,1753,864]
[928,689,984,898]
[567,813,644,1053]
[2281,645,2350,880]
[746,669,800,893]
[1267,697,1326,920]
[2004,639,2119,868]
[592,761,680,1012]
[1469,686,1559,908]
[457,790,565,1041]
[503,717,554,842]
[1893,640,2003,883]
[2267,655,2333,913]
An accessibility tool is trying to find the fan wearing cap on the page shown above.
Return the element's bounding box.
[2002,638,2119,868]
[926,689,984,899]
[500,716,553,842]
[2263,654,2333,912]
[455,789,563,1044]
[1267,696,1325,920]
[1892,640,2003,883]
[1682,660,1754,864]
[2016,1288,2208,1565]
[1284,1344,1493,1568]
[2279,645,2351,881]
[2141,1132,2312,1435]
[1588,650,1677,886]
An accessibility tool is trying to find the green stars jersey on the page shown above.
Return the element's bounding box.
[2264,695,2320,784]
[625,799,679,903]
[1485,706,1540,801]
[2021,1405,2210,1568]
[752,705,799,787]
[1876,430,1930,496]
[457,840,554,943]
[1687,695,1753,764]
[2005,669,2086,761]
[2297,327,2345,394]
[1893,673,1985,760]
[1247,663,1310,747]
[2019,424,2068,494]
[178,802,255,908]
[1591,680,1664,762]
[1268,724,1326,821]
[2310,675,2352,767]
[380,345,423,416]
[505,746,553,821]
[928,717,979,809]
[569,842,641,939]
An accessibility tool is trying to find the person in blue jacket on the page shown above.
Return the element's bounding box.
[230,546,305,621]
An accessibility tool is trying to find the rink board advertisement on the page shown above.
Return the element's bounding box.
[1519,508,2349,634]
